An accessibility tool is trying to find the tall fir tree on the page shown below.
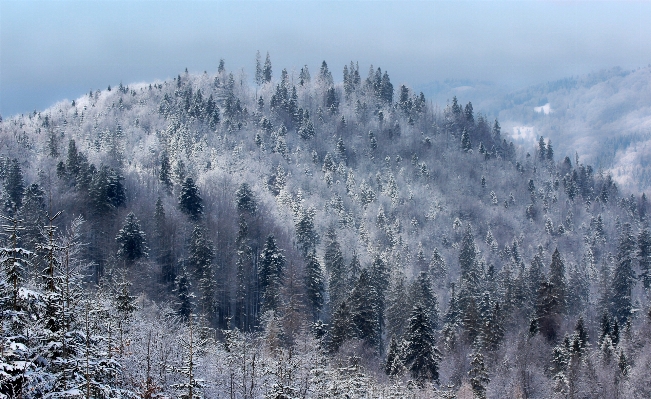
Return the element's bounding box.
[324,227,346,307]
[611,223,636,325]
[179,177,203,221]
[402,305,441,384]
[115,212,148,264]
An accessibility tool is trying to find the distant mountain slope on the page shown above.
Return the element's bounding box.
[496,66,651,192]
[0,60,649,397]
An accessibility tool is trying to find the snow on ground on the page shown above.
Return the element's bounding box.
[534,103,552,114]
[511,125,536,143]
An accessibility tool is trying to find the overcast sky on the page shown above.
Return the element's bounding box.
[1,0,650,117]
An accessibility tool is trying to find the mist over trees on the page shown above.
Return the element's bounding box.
[1,54,650,398]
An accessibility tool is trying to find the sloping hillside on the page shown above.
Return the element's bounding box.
[496,66,651,192]
[1,60,650,398]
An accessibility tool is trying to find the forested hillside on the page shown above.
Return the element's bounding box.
[1,55,650,398]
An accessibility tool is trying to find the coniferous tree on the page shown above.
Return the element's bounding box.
[295,207,318,258]
[402,305,440,384]
[324,227,346,307]
[305,249,325,321]
[384,335,405,377]
[179,177,203,221]
[612,223,636,325]
[176,267,195,321]
[410,271,439,332]
[637,228,651,289]
[329,300,354,352]
[549,248,567,314]
[350,269,379,349]
[159,151,173,193]
[263,52,272,83]
[469,351,489,399]
[459,225,479,290]
[258,235,285,314]
[385,273,410,340]
[4,159,25,210]
[187,225,215,319]
[116,212,148,264]
[370,254,389,346]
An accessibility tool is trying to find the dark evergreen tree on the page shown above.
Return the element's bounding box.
[235,182,257,215]
[410,271,439,331]
[469,351,489,399]
[295,207,318,258]
[116,212,148,263]
[349,269,380,349]
[159,150,173,193]
[175,267,194,321]
[154,197,175,285]
[370,254,390,346]
[304,249,325,321]
[329,301,354,353]
[4,159,25,210]
[324,227,346,307]
[461,128,472,152]
[258,235,285,314]
[402,305,441,384]
[637,228,651,289]
[179,177,203,221]
[535,279,562,342]
[612,223,636,325]
[459,225,479,291]
[263,52,272,83]
[549,248,567,314]
[384,335,405,377]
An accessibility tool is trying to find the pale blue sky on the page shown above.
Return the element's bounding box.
[1,1,650,117]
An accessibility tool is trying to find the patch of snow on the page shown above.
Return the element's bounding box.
[511,126,536,143]
[534,103,552,114]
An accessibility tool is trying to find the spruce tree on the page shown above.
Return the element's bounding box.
[402,305,441,384]
[179,177,203,221]
[410,271,439,331]
[259,235,285,313]
[350,269,380,349]
[469,351,489,399]
[385,335,405,377]
[549,248,567,314]
[329,301,354,352]
[4,158,25,210]
[116,212,148,264]
[637,228,651,289]
[612,223,636,325]
[176,267,195,321]
[459,225,479,290]
[324,227,346,307]
[305,249,325,321]
[159,150,173,193]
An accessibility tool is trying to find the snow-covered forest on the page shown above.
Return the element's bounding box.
[1,54,650,398]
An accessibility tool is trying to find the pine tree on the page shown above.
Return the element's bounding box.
[402,305,441,384]
[235,182,257,215]
[329,301,354,352]
[637,228,651,289]
[549,248,567,314]
[461,128,472,152]
[324,227,346,307]
[469,351,489,399]
[385,273,410,340]
[385,335,405,377]
[305,249,325,321]
[159,150,173,193]
[258,235,285,313]
[263,52,272,83]
[116,212,148,264]
[187,225,215,319]
[176,267,195,321]
[410,271,439,331]
[4,158,25,210]
[179,177,203,221]
[295,207,318,258]
[349,269,380,349]
[612,223,636,325]
[459,225,479,291]
[370,254,390,346]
